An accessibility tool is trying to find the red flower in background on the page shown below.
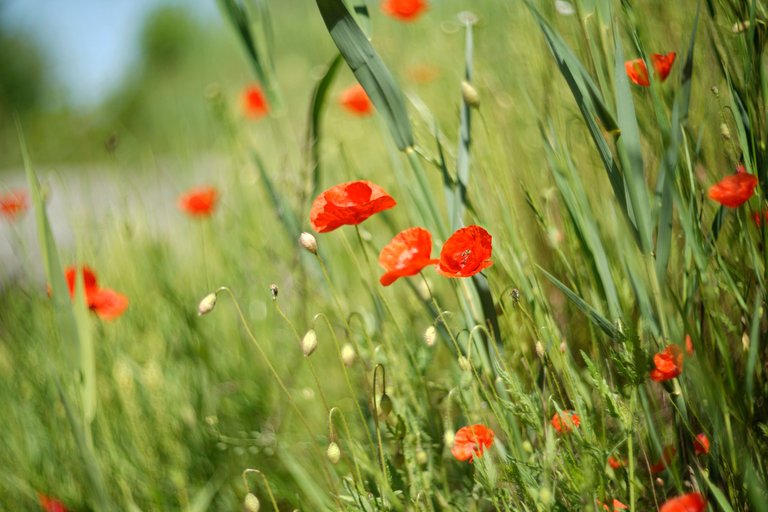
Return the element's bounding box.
[694,433,710,455]
[0,189,28,220]
[650,445,677,473]
[65,266,129,320]
[551,410,580,433]
[451,424,494,462]
[179,186,218,217]
[608,456,626,469]
[310,180,396,233]
[381,0,427,21]
[685,334,694,355]
[339,83,373,116]
[38,493,68,512]
[379,227,438,286]
[708,173,758,207]
[599,499,628,511]
[659,492,707,512]
[437,225,493,278]
[650,344,684,382]
[242,85,269,119]
[625,52,676,86]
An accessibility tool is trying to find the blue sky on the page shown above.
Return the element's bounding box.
[1,0,217,107]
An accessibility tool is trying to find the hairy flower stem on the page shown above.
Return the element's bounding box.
[372,364,390,486]
[213,287,339,498]
[329,406,365,487]
[272,300,330,413]
[242,469,279,512]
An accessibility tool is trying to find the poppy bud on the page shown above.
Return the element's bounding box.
[559,341,567,353]
[378,393,393,419]
[423,325,437,347]
[197,292,217,316]
[299,232,318,254]
[535,341,545,358]
[458,355,471,372]
[301,329,318,357]
[732,20,751,33]
[341,343,356,367]
[538,488,553,506]
[415,449,428,465]
[461,81,480,108]
[522,440,533,453]
[327,442,341,464]
[243,492,260,512]
[443,429,455,446]
[269,284,278,300]
[720,123,731,140]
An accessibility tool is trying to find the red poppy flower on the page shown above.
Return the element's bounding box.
[179,186,218,217]
[242,84,269,119]
[437,225,493,278]
[339,83,373,116]
[685,334,694,355]
[38,493,69,512]
[599,499,628,511]
[65,266,129,320]
[378,227,438,286]
[659,492,707,512]
[309,180,396,233]
[451,424,494,462]
[381,0,427,21]
[0,189,28,220]
[753,209,768,226]
[551,410,580,433]
[708,173,758,208]
[694,433,710,455]
[625,52,676,86]
[650,345,684,382]
[608,456,626,469]
[650,445,677,473]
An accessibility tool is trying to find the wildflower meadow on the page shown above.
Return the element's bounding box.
[1,0,768,510]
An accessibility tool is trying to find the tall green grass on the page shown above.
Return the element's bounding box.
[1,0,767,510]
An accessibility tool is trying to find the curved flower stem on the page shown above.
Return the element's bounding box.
[313,313,375,451]
[420,272,464,358]
[212,287,339,498]
[242,469,279,512]
[329,406,365,487]
[272,300,330,413]
[372,364,390,484]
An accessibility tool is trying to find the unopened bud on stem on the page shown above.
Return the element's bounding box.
[198,292,218,316]
[327,442,341,464]
[299,232,318,254]
[461,81,480,108]
[243,493,260,512]
[301,329,318,357]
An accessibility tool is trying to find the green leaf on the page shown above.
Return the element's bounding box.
[306,53,343,202]
[314,0,414,150]
[538,266,623,341]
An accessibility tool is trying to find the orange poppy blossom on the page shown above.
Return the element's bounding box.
[625,52,676,87]
[381,0,427,21]
[436,225,493,278]
[650,445,677,474]
[310,180,396,233]
[708,172,758,207]
[65,266,129,320]
[650,344,684,382]
[0,189,28,220]
[339,83,373,116]
[551,410,580,433]
[599,499,628,511]
[241,84,269,119]
[685,334,694,355]
[378,227,438,286]
[451,424,494,462]
[178,186,218,217]
[607,455,626,469]
[38,493,68,512]
[694,433,710,455]
[659,492,707,512]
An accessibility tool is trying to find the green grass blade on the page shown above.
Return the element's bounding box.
[452,21,474,231]
[343,0,371,39]
[314,0,414,151]
[745,287,762,401]
[538,266,622,340]
[612,22,651,253]
[306,53,343,202]
[253,152,301,236]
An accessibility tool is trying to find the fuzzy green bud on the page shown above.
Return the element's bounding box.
[301,329,318,357]
[327,442,341,464]
[243,493,260,512]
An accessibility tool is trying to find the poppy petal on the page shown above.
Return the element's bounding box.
[310,180,396,233]
[378,227,437,286]
[339,83,373,115]
[659,492,707,512]
[381,0,427,21]
[451,424,494,462]
[437,225,493,278]
[708,173,758,208]
[89,288,129,320]
[179,186,218,217]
